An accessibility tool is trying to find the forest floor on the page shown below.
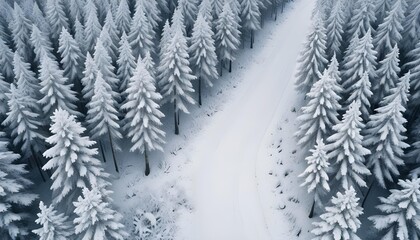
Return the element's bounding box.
[99,0,316,239]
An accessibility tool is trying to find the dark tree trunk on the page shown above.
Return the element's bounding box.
[99,140,107,162]
[362,179,375,207]
[198,76,202,106]
[229,60,232,72]
[108,131,119,173]
[174,101,179,135]
[144,150,150,176]
[250,30,254,49]
[30,147,46,182]
[308,200,315,218]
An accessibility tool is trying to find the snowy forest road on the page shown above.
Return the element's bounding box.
[190,0,314,239]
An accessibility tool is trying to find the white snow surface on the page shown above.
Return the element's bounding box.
[107,0,316,239]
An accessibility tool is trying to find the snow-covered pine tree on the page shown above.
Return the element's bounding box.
[58,27,84,91]
[0,132,37,239]
[123,60,165,176]
[99,28,118,64]
[13,52,40,99]
[373,45,400,105]
[341,29,377,94]
[0,73,8,116]
[326,0,345,60]
[33,201,74,240]
[374,0,393,26]
[346,72,372,121]
[128,5,154,59]
[406,42,420,103]
[42,109,109,209]
[73,187,128,240]
[94,0,109,24]
[0,37,13,80]
[74,17,87,55]
[312,187,363,240]
[158,19,195,135]
[364,72,410,188]
[299,138,330,218]
[103,10,119,59]
[86,72,122,172]
[84,0,102,53]
[326,101,371,189]
[38,56,80,117]
[30,24,55,62]
[212,0,225,17]
[327,54,342,85]
[241,0,261,48]
[198,0,214,24]
[94,38,120,93]
[346,0,376,40]
[10,3,33,62]
[32,1,51,36]
[69,0,84,25]
[400,0,420,56]
[179,0,199,31]
[45,0,69,41]
[136,0,161,31]
[117,32,136,94]
[115,0,131,36]
[189,14,218,106]
[369,178,420,239]
[215,2,241,74]
[295,69,342,150]
[81,52,98,101]
[142,51,156,81]
[159,20,172,59]
[373,0,406,59]
[295,15,328,94]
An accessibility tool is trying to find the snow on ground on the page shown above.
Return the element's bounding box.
[105,0,315,239]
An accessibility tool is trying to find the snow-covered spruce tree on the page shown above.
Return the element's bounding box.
[159,20,172,60]
[74,17,86,54]
[73,187,128,240]
[189,14,219,106]
[374,0,393,26]
[312,187,363,240]
[369,178,420,239]
[99,28,118,64]
[326,101,371,189]
[295,15,328,94]
[84,0,102,53]
[0,37,14,80]
[32,1,51,36]
[81,53,98,102]
[198,0,214,24]
[346,72,372,121]
[30,24,55,62]
[69,0,84,25]
[86,72,122,172]
[326,0,345,60]
[327,54,342,85]
[45,0,69,41]
[136,0,161,31]
[103,10,119,62]
[0,73,8,116]
[58,27,84,90]
[215,2,241,74]
[10,3,33,62]
[115,0,131,36]
[341,29,377,94]
[346,0,376,40]
[0,132,37,239]
[401,0,420,56]
[42,109,110,210]
[128,5,154,59]
[142,51,156,81]
[295,70,342,150]
[117,32,136,93]
[13,52,40,99]
[364,72,410,188]
[33,201,74,240]
[94,39,119,93]
[123,60,165,176]
[406,42,420,103]
[38,56,80,118]
[299,138,330,218]
[158,20,195,135]
[179,0,199,31]
[212,0,225,17]
[373,45,400,105]
[241,0,261,48]
[373,0,406,59]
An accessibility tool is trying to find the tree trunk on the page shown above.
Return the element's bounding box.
[229,60,232,72]
[174,101,179,135]
[275,2,278,20]
[308,200,315,218]
[362,179,375,207]
[30,147,46,182]
[99,140,107,162]
[220,60,223,76]
[250,30,254,49]
[198,76,202,106]
[144,150,150,176]
[282,1,285,13]
[108,131,119,173]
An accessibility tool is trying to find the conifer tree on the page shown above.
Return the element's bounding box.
[159,20,172,58]
[43,109,109,209]
[189,14,219,106]
[58,27,84,86]
[198,0,214,24]
[73,187,128,240]
[123,60,165,176]
[38,56,80,117]
[326,0,345,60]
[373,0,406,59]
[295,15,328,94]
[13,52,40,99]
[103,10,119,61]
[364,73,410,188]
[99,28,118,64]
[373,45,400,105]
[33,201,74,240]
[179,0,199,30]
[346,0,376,39]
[312,187,363,240]
[45,0,69,41]
[401,0,420,56]
[241,0,261,48]
[74,17,86,55]
[115,0,131,36]
[142,51,156,81]
[86,72,122,172]
[10,3,33,62]
[215,2,241,73]
[0,73,8,116]
[158,21,195,135]
[0,132,37,239]
[405,42,420,103]
[346,72,373,121]
[128,6,154,59]
[136,0,161,30]
[299,139,330,218]
[326,101,371,189]
[327,54,342,85]
[69,0,84,25]
[117,32,136,93]
[369,178,420,240]
[84,0,102,53]
[0,37,13,80]
[94,39,120,93]
[374,0,393,26]
[30,24,55,62]
[81,53,98,101]
[32,1,51,35]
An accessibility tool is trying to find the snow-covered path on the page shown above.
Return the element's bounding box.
[190,1,315,239]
